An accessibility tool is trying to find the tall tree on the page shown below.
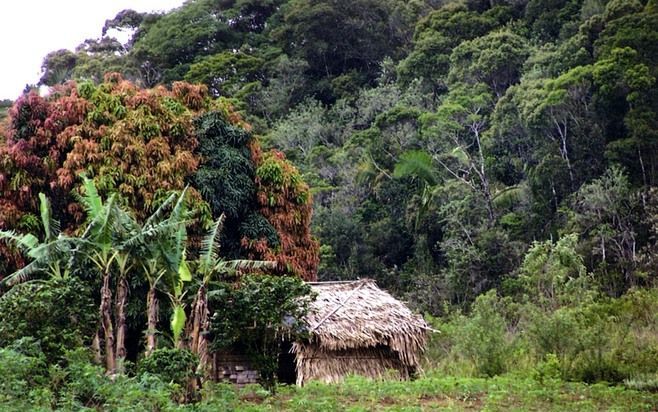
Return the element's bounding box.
[419,83,497,223]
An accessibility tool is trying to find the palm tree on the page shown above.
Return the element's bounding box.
[188,214,276,379]
[393,150,440,229]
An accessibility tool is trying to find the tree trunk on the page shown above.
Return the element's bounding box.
[100,270,116,374]
[114,274,128,373]
[190,285,210,379]
[92,329,102,365]
[474,128,495,224]
[190,286,204,353]
[146,286,159,356]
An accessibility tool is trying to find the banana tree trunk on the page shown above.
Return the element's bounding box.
[100,270,116,373]
[146,286,159,356]
[190,285,210,378]
[114,274,128,372]
[92,329,102,365]
[189,285,205,352]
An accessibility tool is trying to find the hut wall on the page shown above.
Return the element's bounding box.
[293,344,411,386]
[212,351,260,385]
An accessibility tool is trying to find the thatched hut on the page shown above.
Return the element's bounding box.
[291,279,430,386]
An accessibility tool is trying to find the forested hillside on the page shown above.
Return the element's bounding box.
[2,0,658,408]
[37,0,658,310]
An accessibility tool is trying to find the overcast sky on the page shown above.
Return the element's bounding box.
[0,0,185,100]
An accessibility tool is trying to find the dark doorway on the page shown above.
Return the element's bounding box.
[277,341,297,384]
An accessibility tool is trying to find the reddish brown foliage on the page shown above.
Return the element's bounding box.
[244,148,320,281]
[0,75,209,275]
[0,74,319,281]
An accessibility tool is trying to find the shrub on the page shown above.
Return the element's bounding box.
[0,338,50,403]
[526,301,628,383]
[0,277,96,364]
[58,348,180,411]
[455,290,512,377]
[209,275,313,389]
[137,348,198,388]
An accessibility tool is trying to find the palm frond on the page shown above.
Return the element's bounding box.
[81,194,116,250]
[178,255,192,282]
[394,150,438,186]
[26,236,72,260]
[144,192,178,228]
[448,146,469,165]
[492,185,524,209]
[122,219,189,250]
[2,260,45,287]
[170,223,188,274]
[114,206,140,235]
[170,187,189,222]
[170,305,186,345]
[66,237,95,271]
[164,188,189,274]
[213,259,277,276]
[200,214,226,271]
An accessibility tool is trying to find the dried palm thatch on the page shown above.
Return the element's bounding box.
[292,279,430,385]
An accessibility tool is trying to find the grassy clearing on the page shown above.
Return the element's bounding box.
[225,374,658,412]
[3,370,658,411]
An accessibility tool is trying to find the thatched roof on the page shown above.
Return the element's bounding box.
[299,279,430,367]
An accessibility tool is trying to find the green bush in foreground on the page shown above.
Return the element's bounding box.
[137,348,198,399]
[0,277,96,365]
[424,286,658,386]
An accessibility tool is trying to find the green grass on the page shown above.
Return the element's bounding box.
[4,372,658,411]
[219,374,658,411]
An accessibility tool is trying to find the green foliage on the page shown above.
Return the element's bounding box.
[397,4,509,93]
[429,291,516,377]
[0,277,96,364]
[525,300,635,383]
[274,0,404,100]
[0,338,49,405]
[185,51,265,97]
[448,29,530,96]
[131,0,238,81]
[6,0,658,404]
[518,234,592,309]
[568,166,658,294]
[192,111,280,257]
[138,348,198,387]
[393,150,438,186]
[209,275,313,388]
[456,290,512,377]
[55,348,181,410]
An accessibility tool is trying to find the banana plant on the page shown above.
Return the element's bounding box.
[0,193,72,288]
[188,214,277,378]
[70,175,122,374]
[121,188,191,355]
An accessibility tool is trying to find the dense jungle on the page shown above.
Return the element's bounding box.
[1,0,658,410]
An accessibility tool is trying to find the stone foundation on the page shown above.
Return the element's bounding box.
[213,352,260,385]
